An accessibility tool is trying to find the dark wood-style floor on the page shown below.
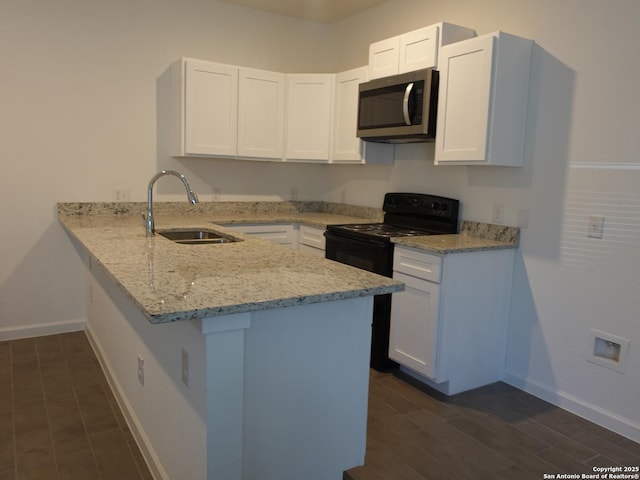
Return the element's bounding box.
[2,332,639,480]
[346,370,640,480]
[0,332,152,480]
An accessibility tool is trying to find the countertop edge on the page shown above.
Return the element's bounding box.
[392,233,518,254]
[146,284,404,324]
[58,210,402,323]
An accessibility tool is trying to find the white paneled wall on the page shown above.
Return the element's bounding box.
[327,0,640,442]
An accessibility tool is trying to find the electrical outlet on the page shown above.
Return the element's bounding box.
[587,215,605,239]
[492,203,505,224]
[181,348,189,387]
[112,187,130,202]
[517,209,530,229]
[137,355,145,386]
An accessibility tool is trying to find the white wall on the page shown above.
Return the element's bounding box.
[0,0,332,337]
[327,0,640,441]
[2,0,639,443]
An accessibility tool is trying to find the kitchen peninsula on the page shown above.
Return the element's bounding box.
[58,201,402,480]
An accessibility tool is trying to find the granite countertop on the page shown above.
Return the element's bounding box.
[392,233,516,253]
[58,201,518,323]
[58,202,400,324]
[392,220,519,254]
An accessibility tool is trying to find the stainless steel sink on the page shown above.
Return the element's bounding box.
[157,229,241,245]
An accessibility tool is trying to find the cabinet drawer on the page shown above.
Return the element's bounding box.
[393,247,442,283]
[299,225,326,251]
[222,223,297,247]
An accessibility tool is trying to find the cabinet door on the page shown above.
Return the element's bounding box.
[389,271,441,379]
[237,68,285,160]
[331,67,367,163]
[434,35,495,163]
[368,36,400,80]
[184,59,238,157]
[299,225,326,253]
[398,25,439,74]
[285,74,334,162]
[222,224,297,248]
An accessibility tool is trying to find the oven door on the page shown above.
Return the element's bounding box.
[324,231,393,277]
[325,231,398,370]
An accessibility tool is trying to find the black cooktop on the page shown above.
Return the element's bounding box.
[326,193,460,243]
[328,222,433,239]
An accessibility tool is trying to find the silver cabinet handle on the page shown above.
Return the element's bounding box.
[403,82,414,125]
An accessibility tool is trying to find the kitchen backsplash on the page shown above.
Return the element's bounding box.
[56,201,384,221]
[57,202,518,244]
[461,220,519,244]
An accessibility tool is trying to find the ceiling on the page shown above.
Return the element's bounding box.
[218,0,388,23]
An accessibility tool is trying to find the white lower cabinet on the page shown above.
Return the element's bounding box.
[389,245,514,395]
[389,271,440,378]
[223,223,327,255]
[298,225,326,257]
[222,224,298,249]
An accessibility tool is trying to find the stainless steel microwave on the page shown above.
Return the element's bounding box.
[357,68,439,143]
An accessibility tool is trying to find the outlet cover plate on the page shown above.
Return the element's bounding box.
[587,215,604,238]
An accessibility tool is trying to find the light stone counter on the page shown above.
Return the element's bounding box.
[58,202,400,324]
[392,220,519,254]
[58,200,384,224]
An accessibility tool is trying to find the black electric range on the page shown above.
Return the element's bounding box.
[325,193,460,371]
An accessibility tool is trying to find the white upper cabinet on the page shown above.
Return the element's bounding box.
[285,74,334,162]
[398,25,439,74]
[237,68,286,161]
[171,58,238,157]
[434,31,533,166]
[330,67,367,163]
[368,36,401,80]
[368,22,476,80]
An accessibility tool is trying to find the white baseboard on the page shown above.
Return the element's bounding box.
[85,324,168,480]
[503,371,640,444]
[0,319,85,341]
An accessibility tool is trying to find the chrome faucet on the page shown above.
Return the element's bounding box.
[144,170,199,237]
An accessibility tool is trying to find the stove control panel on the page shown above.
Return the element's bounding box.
[383,193,459,219]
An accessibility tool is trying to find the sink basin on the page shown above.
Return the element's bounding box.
[157,229,241,245]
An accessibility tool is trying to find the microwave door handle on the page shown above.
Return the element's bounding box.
[402,82,414,125]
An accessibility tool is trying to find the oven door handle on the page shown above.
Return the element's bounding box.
[324,231,389,248]
[402,82,414,126]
